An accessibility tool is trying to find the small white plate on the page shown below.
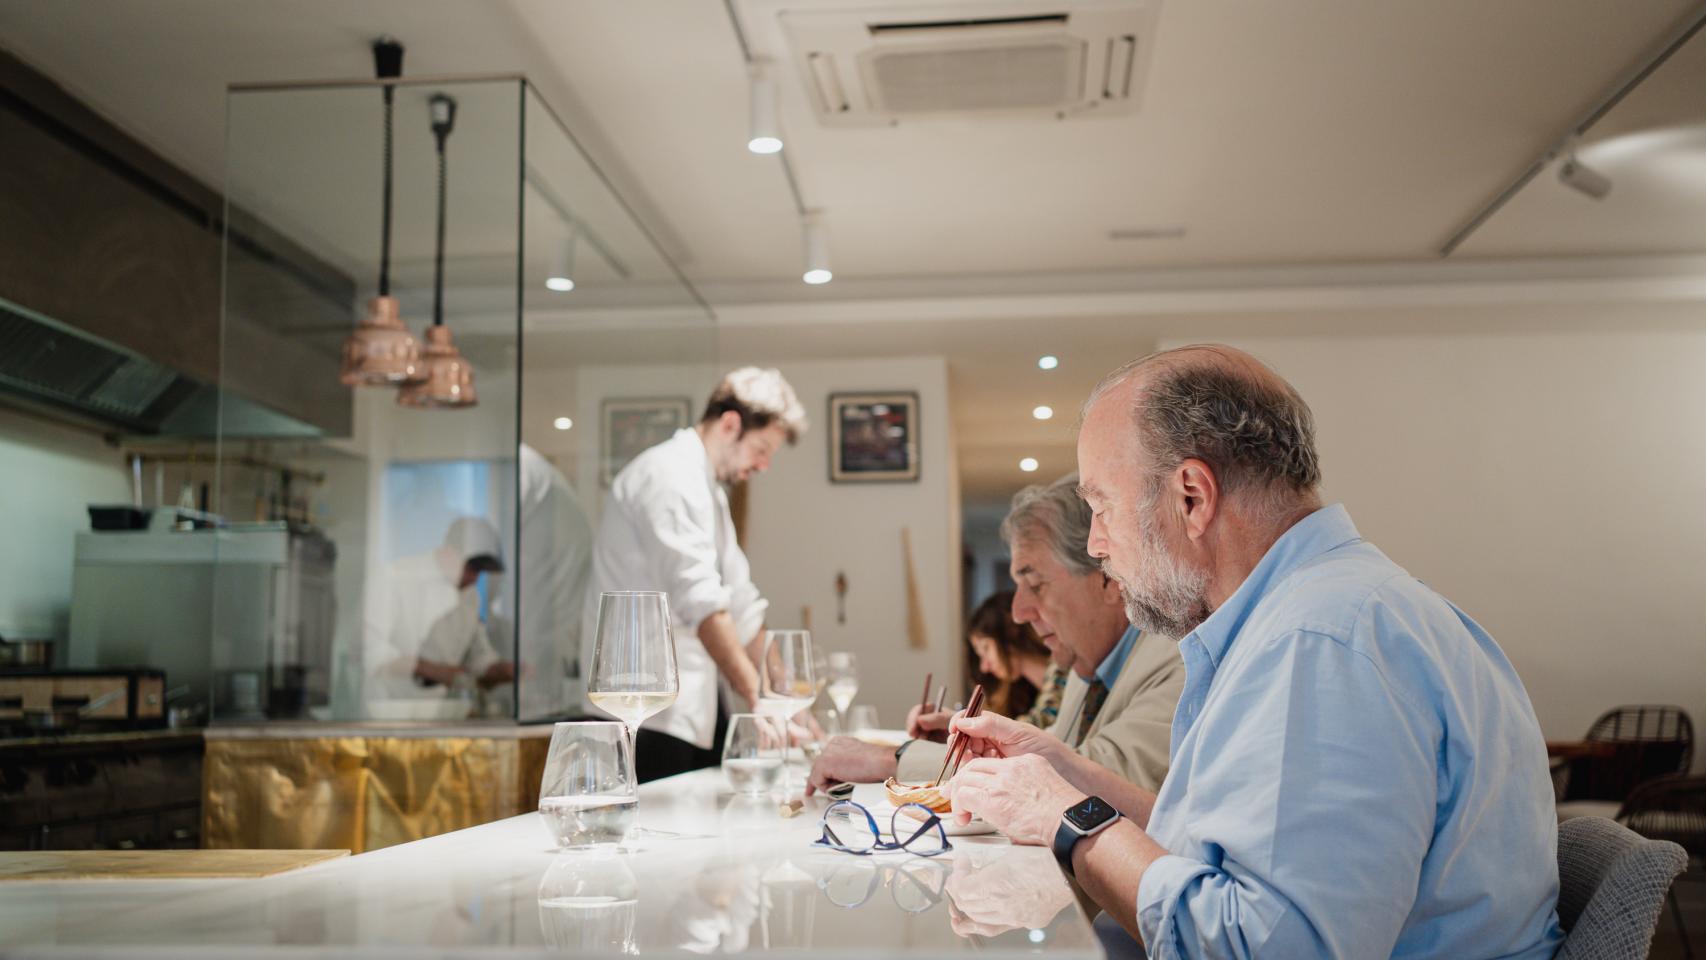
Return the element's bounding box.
[887,802,999,837]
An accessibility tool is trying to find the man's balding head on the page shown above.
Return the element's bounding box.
[1077,344,1323,638]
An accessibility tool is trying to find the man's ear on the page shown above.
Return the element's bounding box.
[1176,459,1219,542]
[719,409,743,437]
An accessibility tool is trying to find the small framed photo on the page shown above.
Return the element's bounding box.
[602,397,693,487]
[829,391,920,483]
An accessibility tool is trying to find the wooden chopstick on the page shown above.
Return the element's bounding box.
[931,686,946,713]
[932,683,985,785]
[918,672,934,718]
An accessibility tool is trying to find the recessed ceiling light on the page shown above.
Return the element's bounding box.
[553,417,573,431]
[1032,405,1053,421]
[1037,355,1059,370]
[545,276,575,292]
[1019,457,1039,472]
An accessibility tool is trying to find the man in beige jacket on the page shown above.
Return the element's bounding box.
[806,474,1184,795]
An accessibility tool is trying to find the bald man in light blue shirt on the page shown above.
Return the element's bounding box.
[943,345,1562,960]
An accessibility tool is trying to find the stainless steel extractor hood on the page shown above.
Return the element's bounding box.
[0,296,322,439]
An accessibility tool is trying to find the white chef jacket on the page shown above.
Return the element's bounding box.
[510,444,594,719]
[364,548,502,700]
[582,428,768,749]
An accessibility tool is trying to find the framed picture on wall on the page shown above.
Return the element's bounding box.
[829,391,920,483]
[601,397,693,486]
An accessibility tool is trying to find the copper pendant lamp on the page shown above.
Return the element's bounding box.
[398,93,476,409]
[340,38,420,386]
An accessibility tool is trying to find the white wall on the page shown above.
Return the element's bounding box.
[1162,332,1706,766]
[568,356,963,728]
[0,407,129,638]
[741,357,961,728]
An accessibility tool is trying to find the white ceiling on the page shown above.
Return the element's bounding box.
[5,0,1706,504]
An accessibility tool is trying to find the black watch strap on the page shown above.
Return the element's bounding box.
[1052,818,1083,877]
[1053,796,1119,878]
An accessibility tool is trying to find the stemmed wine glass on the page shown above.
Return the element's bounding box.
[823,652,859,733]
[588,591,680,764]
[756,629,816,786]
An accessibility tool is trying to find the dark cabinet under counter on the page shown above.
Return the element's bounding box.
[0,730,202,851]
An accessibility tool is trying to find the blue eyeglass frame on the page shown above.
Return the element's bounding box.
[813,799,953,857]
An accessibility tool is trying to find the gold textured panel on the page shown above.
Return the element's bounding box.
[203,736,550,853]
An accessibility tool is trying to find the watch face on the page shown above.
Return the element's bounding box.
[1065,796,1118,832]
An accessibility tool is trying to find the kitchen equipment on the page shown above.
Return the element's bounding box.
[68,524,335,720]
[0,633,54,669]
[0,668,167,736]
[86,505,152,531]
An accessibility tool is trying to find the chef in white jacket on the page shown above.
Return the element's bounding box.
[364,516,513,703]
[510,444,593,720]
[583,368,806,781]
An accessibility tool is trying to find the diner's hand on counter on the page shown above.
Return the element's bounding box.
[940,754,1084,845]
[904,705,953,742]
[945,851,1076,937]
[804,736,897,796]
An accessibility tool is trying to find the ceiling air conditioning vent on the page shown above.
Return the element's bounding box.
[780,2,1156,126]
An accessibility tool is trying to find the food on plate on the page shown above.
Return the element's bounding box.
[884,776,951,813]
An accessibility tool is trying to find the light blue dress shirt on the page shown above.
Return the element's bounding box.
[1097,624,1141,688]
[1137,504,1563,959]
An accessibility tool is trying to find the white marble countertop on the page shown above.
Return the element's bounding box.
[0,770,1100,958]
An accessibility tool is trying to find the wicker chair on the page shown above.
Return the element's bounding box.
[1617,774,1706,959]
[1558,706,1694,816]
[1557,816,1688,959]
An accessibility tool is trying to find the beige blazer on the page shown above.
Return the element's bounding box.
[896,631,1185,792]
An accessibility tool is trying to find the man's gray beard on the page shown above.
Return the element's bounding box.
[1105,512,1211,639]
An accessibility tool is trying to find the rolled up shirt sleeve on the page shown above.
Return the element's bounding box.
[1134,630,1438,959]
[624,488,731,632]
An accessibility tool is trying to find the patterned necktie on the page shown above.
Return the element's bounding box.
[1068,678,1111,748]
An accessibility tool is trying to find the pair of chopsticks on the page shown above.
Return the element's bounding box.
[917,673,948,715]
[932,683,985,786]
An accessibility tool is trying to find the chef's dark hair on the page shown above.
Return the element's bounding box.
[701,393,801,445]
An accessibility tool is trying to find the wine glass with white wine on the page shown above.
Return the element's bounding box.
[588,591,680,763]
[756,629,816,786]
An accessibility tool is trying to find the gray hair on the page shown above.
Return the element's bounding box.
[999,473,1098,578]
[1085,346,1322,521]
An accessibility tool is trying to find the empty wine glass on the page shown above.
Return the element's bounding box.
[588,591,680,758]
[756,630,816,784]
[722,713,785,796]
[538,721,636,850]
[824,652,859,727]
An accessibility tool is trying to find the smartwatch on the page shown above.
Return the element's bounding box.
[1051,795,1121,878]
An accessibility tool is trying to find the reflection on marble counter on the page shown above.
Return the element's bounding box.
[0,770,1097,957]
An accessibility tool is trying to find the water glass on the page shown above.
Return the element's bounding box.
[722,713,785,796]
[537,852,639,953]
[539,721,636,849]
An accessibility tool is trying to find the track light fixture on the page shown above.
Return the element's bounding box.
[545,228,576,292]
[747,61,783,155]
[1557,149,1611,200]
[801,214,831,285]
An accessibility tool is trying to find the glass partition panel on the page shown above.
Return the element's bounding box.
[202,76,715,726]
[516,82,718,722]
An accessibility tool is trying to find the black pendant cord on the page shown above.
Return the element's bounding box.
[427,93,456,328]
[378,84,395,297]
[432,131,446,327]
